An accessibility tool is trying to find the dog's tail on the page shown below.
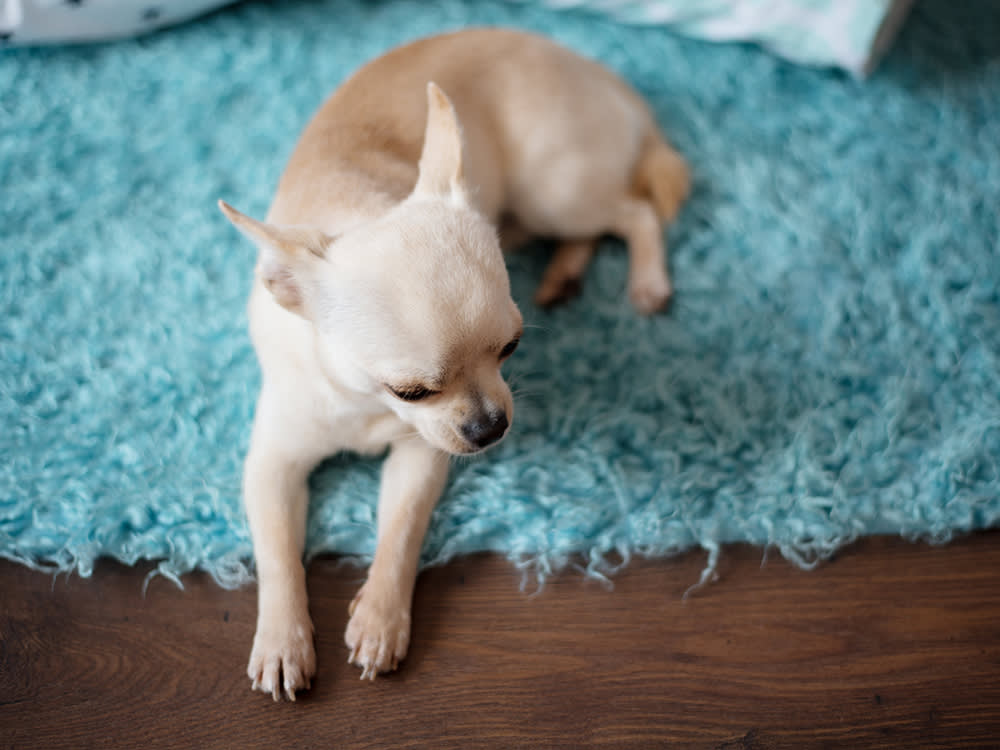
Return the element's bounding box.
[633,135,690,223]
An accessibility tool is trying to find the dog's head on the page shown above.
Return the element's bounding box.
[220,83,522,455]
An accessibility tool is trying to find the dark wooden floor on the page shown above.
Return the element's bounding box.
[2,533,999,749]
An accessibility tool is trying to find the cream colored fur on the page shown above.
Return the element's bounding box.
[219,28,688,701]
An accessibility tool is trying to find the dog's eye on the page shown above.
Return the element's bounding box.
[388,385,437,402]
[499,337,520,360]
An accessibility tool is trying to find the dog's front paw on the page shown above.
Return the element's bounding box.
[247,613,316,702]
[344,582,410,681]
[628,271,673,315]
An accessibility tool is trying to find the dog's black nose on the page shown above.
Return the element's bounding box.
[460,410,509,449]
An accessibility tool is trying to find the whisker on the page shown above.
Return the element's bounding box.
[506,375,545,393]
[453,452,485,467]
[522,323,552,334]
[513,393,545,403]
[391,429,423,445]
[511,386,543,396]
[507,369,547,379]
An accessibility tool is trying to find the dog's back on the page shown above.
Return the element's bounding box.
[269,28,686,249]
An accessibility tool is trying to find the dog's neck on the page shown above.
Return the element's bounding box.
[340,150,420,216]
[269,143,424,235]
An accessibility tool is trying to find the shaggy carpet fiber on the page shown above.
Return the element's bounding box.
[2,0,999,587]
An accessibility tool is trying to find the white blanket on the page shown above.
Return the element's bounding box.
[0,0,913,77]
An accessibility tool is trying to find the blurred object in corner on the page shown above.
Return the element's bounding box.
[0,0,239,46]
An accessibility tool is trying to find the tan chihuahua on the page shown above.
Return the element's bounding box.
[219,28,688,700]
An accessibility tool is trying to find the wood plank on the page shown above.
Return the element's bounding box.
[2,533,999,749]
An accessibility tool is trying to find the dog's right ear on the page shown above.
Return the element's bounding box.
[218,200,334,317]
[413,82,467,202]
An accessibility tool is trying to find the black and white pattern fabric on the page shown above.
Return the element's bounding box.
[0,0,237,45]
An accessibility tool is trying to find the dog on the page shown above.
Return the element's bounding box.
[219,27,689,701]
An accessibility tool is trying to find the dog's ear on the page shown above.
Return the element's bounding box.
[413,82,467,201]
[218,200,334,317]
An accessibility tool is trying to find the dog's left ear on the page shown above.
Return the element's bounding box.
[413,82,467,202]
[218,200,335,318]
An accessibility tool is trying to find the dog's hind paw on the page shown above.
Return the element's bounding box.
[344,582,410,680]
[247,615,316,701]
[628,271,673,315]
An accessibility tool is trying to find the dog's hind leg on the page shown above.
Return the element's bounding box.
[616,137,690,314]
[611,195,675,315]
[534,238,597,308]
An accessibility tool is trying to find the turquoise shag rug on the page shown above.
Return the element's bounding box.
[2,0,999,587]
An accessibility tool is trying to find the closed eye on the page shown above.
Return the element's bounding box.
[499,337,520,360]
[387,384,439,402]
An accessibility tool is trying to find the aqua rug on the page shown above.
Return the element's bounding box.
[2,0,999,587]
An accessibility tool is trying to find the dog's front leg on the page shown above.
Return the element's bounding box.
[243,393,324,701]
[346,438,449,679]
